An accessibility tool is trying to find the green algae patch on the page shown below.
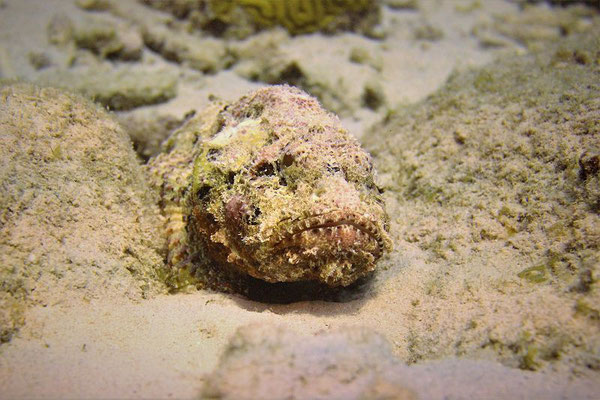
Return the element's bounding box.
[520,344,541,371]
[0,294,25,344]
[518,265,548,284]
[575,299,600,320]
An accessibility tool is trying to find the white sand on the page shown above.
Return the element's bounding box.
[3,288,598,399]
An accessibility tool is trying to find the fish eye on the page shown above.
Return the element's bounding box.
[244,206,261,225]
[206,148,221,161]
[254,161,276,177]
[196,184,212,201]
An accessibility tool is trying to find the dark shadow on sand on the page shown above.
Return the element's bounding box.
[224,270,380,316]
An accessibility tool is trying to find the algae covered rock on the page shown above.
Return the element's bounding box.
[230,31,387,116]
[365,29,600,371]
[141,24,232,73]
[47,12,143,61]
[148,85,391,296]
[145,0,382,38]
[202,324,417,400]
[472,2,597,49]
[36,65,178,111]
[0,83,166,342]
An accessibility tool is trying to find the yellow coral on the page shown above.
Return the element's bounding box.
[206,0,377,35]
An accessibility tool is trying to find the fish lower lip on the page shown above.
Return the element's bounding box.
[271,211,385,255]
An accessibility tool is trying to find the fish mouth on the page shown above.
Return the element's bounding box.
[272,210,387,256]
[267,210,388,281]
[261,210,388,286]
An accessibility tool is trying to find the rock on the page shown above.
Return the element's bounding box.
[473,3,596,48]
[232,33,386,116]
[364,28,600,370]
[47,12,143,61]
[0,83,166,343]
[148,86,391,298]
[141,24,232,73]
[202,323,600,399]
[72,15,143,61]
[36,65,178,111]
[229,29,292,82]
[148,0,383,38]
[117,108,189,161]
[201,324,417,400]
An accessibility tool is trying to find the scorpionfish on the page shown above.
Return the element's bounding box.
[148,85,391,294]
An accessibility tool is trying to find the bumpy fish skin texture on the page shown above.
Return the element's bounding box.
[149,86,391,289]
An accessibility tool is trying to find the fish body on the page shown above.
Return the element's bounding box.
[149,86,391,292]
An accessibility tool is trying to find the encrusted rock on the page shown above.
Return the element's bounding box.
[141,24,232,73]
[201,324,417,400]
[36,65,178,111]
[47,12,143,61]
[144,0,382,38]
[0,83,167,342]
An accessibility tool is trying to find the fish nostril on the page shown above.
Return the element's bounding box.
[281,153,295,168]
[227,171,236,185]
[246,206,261,225]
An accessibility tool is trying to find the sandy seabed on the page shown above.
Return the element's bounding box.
[1,0,599,399]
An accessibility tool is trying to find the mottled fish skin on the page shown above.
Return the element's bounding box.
[149,85,391,290]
